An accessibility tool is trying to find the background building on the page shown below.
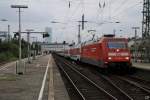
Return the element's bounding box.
[0,31,10,42]
[40,42,69,54]
[45,27,52,43]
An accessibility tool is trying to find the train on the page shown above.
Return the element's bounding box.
[59,34,132,72]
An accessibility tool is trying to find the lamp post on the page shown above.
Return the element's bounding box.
[31,36,38,59]
[26,29,34,63]
[11,5,28,75]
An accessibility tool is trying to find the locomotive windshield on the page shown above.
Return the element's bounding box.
[108,42,127,49]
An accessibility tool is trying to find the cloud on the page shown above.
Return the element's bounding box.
[0,0,143,43]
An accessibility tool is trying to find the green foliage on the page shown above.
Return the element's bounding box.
[0,39,29,62]
[0,51,16,62]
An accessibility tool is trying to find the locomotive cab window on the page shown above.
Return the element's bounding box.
[107,42,127,49]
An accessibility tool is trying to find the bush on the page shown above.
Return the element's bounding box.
[0,39,28,62]
[0,53,8,62]
[0,52,17,62]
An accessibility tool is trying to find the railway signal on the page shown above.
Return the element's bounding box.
[43,33,49,38]
[14,32,19,38]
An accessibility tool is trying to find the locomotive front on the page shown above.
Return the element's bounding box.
[104,38,132,70]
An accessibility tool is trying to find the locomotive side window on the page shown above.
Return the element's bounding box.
[108,42,127,49]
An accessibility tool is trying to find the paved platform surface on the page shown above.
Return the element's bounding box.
[0,54,70,100]
[48,55,70,100]
[0,55,49,100]
[132,62,150,70]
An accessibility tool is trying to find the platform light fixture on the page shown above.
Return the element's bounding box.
[11,4,28,75]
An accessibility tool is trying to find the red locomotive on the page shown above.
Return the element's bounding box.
[63,34,132,71]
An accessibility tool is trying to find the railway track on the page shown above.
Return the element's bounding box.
[54,55,117,100]
[109,75,150,100]
[54,55,135,100]
[60,59,133,100]
[53,54,150,100]
[120,75,150,91]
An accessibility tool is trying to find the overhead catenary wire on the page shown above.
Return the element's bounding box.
[64,0,128,27]
[103,0,130,22]
[64,1,82,24]
[81,0,85,14]
[110,0,142,18]
[111,1,142,20]
[111,0,130,15]
[108,0,111,20]
[59,0,142,43]
[96,0,142,24]
[96,0,107,24]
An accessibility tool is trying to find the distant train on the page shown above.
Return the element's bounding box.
[59,34,132,71]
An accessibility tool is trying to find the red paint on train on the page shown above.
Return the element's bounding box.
[62,35,132,70]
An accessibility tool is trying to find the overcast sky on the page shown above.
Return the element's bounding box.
[0,0,143,43]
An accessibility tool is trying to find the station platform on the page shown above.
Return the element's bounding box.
[132,62,150,71]
[0,54,70,100]
[48,55,70,100]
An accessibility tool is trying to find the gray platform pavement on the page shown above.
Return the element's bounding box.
[0,54,70,100]
[48,55,70,100]
[0,55,50,100]
[132,62,150,70]
[0,55,43,74]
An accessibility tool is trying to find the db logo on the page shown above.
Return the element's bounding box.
[116,53,121,56]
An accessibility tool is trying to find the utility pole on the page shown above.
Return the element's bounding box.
[78,24,81,44]
[78,14,88,30]
[142,0,150,62]
[78,14,88,44]
[142,0,150,38]
[113,29,116,36]
[132,27,139,39]
[82,14,85,30]
[26,29,34,63]
[31,37,37,60]
[11,5,28,75]
[132,27,140,62]
[8,25,10,41]
[27,32,30,62]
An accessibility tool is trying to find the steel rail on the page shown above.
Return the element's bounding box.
[100,75,133,100]
[62,57,133,100]
[54,54,150,100]
[58,58,117,100]
[57,62,86,100]
[54,56,116,100]
[127,76,150,83]
[125,76,150,90]
[116,76,150,94]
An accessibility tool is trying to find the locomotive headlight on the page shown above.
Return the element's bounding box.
[125,57,129,60]
[108,57,112,60]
